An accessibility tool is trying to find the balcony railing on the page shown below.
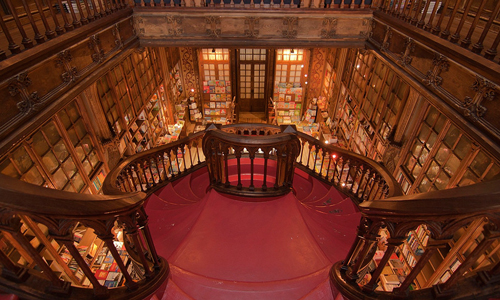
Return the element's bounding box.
[132,0,375,8]
[0,173,168,300]
[331,178,500,299]
[373,0,500,62]
[0,0,130,60]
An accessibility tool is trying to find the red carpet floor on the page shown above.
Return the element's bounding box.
[145,167,359,299]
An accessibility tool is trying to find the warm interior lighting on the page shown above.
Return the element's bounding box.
[332,154,337,159]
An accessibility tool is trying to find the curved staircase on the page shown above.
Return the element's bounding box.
[144,165,360,300]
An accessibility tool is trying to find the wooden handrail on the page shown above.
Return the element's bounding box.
[295,131,402,203]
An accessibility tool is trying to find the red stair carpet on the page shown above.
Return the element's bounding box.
[145,167,359,300]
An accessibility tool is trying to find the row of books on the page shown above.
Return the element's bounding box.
[277,116,300,124]
[203,80,231,87]
[209,94,232,101]
[276,102,302,109]
[204,85,232,94]
[204,109,227,116]
[204,101,232,109]
[205,116,227,123]
[277,110,300,116]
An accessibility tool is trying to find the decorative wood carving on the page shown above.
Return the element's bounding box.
[8,73,42,116]
[244,17,259,38]
[423,53,449,87]
[360,18,373,38]
[166,15,183,36]
[112,23,123,48]
[463,76,497,121]
[398,37,415,67]
[282,17,298,39]
[88,35,106,63]
[205,16,221,38]
[380,25,392,53]
[179,47,200,104]
[56,50,79,83]
[321,17,337,39]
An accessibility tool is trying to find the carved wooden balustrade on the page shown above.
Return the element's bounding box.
[331,179,500,300]
[372,0,500,62]
[221,123,283,136]
[295,131,402,203]
[0,0,130,60]
[0,174,168,300]
[103,131,206,194]
[202,125,301,197]
[132,0,376,8]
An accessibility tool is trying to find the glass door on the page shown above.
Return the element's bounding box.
[238,49,267,113]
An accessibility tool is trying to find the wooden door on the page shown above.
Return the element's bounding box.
[238,49,267,113]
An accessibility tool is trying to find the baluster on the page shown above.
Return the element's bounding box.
[44,0,64,35]
[484,31,500,60]
[417,0,432,28]
[366,175,380,200]
[175,147,182,175]
[317,148,324,177]
[66,0,82,28]
[362,236,405,292]
[313,146,319,174]
[346,229,378,280]
[299,139,305,165]
[405,0,416,21]
[83,0,95,21]
[224,148,230,188]
[236,150,242,190]
[449,0,474,43]
[349,162,359,194]
[89,0,101,18]
[356,167,367,198]
[125,227,153,278]
[100,236,139,289]
[125,168,136,191]
[306,144,312,170]
[432,0,449,34]
[138,208,161,269]
[440,0,460,39]
[460,0,488,48]
[33,0,56,39]
[5,0,34,48]
[342,218,368,270]
[331,156,340,184]
[249,150,255,191]
[187,144,194,169]
[262,150,269,191]
[54,0,74,30]
[393,0,403,16]
[59,237,108,297]
[20,0,45,44]
[410,0,424,25]
[360,171,374,200]
[72,0,88,24]
[325,152,332,180]
[472,0,500,54]
[423,0,441,32]
[98,0,109,13]
[134,165,146,192]
[148,158,157,186]
[0,14,21,54]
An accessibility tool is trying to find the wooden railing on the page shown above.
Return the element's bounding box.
[295,131,402,203]
[331,178,500,300]
[0,173,168,300]
[373,0,500,62]
[202,125,301,197]
[0,0,129,60]
[103,131,206,194]
[132,0,376,9]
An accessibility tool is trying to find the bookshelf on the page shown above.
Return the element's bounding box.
[273,83,303,125]
[202,80,232,124]
[188,96,202,122]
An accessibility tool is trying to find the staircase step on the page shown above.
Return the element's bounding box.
[161,279,194,300]
[157,183,198,205]
[146,194,191,211]
[189,168,210,199]
[292,172,313,200]
[299,176,330,203]
[299,278,334,300]
[306,198,358,215]
[305,186,347,206]
[172,173,201,201]
[169,265,331,300]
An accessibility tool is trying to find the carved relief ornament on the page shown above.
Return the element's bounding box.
[8,72,41,116]
[380,25,392,52]
[321,18,337,39]
[398,37,415,66]
[166,15,183,36]
[205,16,221,38]
[423,53,449,87]
[463,76,497,121]
[282,17,298,39]
[244,17,259,38]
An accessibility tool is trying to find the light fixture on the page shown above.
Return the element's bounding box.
[212,48,216,53]
[304,74,308,78]
[291,49,295,54]
[191,88,195,92]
